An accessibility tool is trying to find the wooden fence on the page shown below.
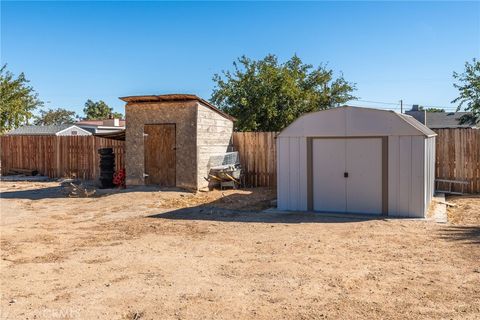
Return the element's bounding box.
[434,128,480,193]
[0,136,125,180]
[1,129,479,193]
[232,132,277,188]
[231,129,480,193]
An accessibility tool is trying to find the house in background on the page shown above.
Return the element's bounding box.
[6,124,92,136]
[76,118,126,134]
[405,105,478,129]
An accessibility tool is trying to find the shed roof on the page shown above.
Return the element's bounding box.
[6,124,91,136]
[119,94,236,122]
[396,113,437,136]
[279,106,437,138]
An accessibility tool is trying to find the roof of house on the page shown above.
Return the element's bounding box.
[119,94,236,122]
[405,110,477,129]
[425,112,477,129]
[6,124,90,136]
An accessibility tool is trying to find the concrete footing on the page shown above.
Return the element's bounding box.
[431,193,448,224]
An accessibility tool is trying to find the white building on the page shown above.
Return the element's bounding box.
[76,118,125,134]
[277,106,436,218]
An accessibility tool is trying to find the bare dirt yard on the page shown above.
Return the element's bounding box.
[1,180,479,320]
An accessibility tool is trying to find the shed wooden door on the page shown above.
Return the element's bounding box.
[144,124,176,186]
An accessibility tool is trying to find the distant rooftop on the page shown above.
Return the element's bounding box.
[6,124,91,136]
[405,110,478,129]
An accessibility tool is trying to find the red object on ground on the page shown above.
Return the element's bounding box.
[113,168,126,188]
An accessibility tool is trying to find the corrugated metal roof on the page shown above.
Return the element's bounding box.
[328,106,437,137]
[278,106,438,138]
[6,124,84,135]
[119,94,236,122]
[341,106,437,137]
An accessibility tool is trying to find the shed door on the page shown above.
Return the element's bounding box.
[144,124,176,186]
[312,139,347,212]
[345,138,382,214]
[312,138,382,214]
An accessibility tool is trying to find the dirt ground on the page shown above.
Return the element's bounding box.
[446,194,480,225]
[1,181,479,320]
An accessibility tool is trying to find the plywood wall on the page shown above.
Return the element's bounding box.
[196,103,234,189]
[124,101,198,188]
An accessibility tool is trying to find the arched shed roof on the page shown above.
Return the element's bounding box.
[278,106,436,138]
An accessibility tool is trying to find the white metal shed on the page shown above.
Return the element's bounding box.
[277,106,436,218]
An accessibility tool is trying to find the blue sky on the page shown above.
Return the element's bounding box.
[2,1,479,116]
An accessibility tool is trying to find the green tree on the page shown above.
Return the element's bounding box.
[418,106,445,112]
[452,58,480,125]
[425,108,445,113]
[83,99,123,120]
[211,54,356,131]
[0,65,43,133]
[34,108,78,125]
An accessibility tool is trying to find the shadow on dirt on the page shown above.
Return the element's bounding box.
[150,208,385,224]
[438,226,480,244]
[3,182,386,224]
[148,191,385,224]
[0,184,188,200]
[0,186,66,200]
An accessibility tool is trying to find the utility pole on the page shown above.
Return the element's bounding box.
[400,100,403,114]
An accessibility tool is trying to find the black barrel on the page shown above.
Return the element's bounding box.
[98,148,115,188]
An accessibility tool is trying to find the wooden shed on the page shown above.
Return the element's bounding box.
[120,94,235,190]
[277,106,437,218]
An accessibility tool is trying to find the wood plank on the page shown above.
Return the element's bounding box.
[144,124,176,186]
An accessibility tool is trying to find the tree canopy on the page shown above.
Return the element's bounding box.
[417,106,445,113]
[210,54,357,131]
[34,108,78,126]
[83,99,123,120]
[0,65,43,133]
[452,58,480,125]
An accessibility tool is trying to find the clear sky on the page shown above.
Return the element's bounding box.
[2,1,479,116]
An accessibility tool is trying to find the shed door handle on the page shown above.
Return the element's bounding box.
[344,172,349,178]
